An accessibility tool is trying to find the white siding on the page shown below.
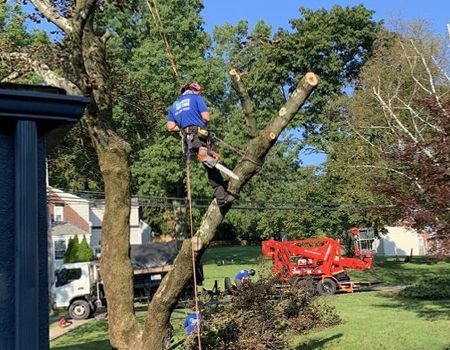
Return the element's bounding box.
[90,205,104,228]
[89,203,148,246]
[373,226,427,256]
[50,188,90,224]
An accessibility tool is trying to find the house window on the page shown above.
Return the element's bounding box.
[54,240,66,260]
[54,205,64,222]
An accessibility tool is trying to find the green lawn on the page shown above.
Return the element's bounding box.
[51,246,450,350]
[293,292,450,350]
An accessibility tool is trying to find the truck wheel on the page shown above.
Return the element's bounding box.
[317,278,337,295]
[69,300,91,320]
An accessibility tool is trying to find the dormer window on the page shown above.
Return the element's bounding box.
[54,205,64,222]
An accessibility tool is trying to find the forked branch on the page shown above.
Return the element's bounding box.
[230,68,257,137]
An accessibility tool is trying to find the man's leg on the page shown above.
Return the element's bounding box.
[203,164,230,205]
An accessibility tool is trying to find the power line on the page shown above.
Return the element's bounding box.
[48,191,395,212]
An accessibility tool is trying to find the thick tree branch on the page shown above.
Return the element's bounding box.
[230,68,257,137]
[1,70,25,82]
[30,0,72,33]
[144,72,319,349]
[0,52,81,95]
[74,0,98,32]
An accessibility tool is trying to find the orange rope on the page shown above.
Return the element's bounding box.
[146,0,181,84]
[186,157,203,350]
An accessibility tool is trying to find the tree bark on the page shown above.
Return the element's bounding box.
[81,16,142,349]
[144,72,318,349]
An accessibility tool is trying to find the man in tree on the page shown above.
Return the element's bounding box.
[167,81,231,206]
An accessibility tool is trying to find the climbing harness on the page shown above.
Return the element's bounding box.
[182,128,240,181]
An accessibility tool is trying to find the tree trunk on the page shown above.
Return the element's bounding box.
[143,72,318,348]
[81,21,142,349]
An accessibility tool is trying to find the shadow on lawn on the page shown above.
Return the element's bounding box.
[374,292,450,320]
[51,340,110,350]
[350,258,450,286]
[295,333,343,350]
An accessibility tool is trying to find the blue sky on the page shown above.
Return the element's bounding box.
[202,0,449,36]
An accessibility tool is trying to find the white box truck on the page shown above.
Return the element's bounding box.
[51,241,202,320]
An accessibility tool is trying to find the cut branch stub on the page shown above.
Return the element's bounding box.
[305,72,319,87]
[229,68,240,81]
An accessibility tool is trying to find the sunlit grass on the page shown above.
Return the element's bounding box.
[51,246,450,350]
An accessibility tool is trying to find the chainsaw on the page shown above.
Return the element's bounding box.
[197,146,239,180]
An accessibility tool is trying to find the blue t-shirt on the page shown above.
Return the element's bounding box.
[184,312,202,335]
[235,270,252,282]
[167,92,208,129]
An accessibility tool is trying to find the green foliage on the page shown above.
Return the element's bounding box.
[64,235,94,263]
[400,276,450,300]
[185,278,340,350]
[78,235,95,262]
[64,236,79,263]
[0,3,50,83]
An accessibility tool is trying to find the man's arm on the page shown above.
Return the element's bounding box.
[197,95,210,124]
[167,121,180,132]
[200,111,210,124]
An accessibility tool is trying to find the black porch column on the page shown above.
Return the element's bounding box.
[0,84,89,350]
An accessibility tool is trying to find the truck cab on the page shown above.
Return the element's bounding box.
[52,262,102,320]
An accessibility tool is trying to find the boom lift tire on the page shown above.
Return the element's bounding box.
[291,277,317,294]
[317,278,337,295]
[69,299,92,320]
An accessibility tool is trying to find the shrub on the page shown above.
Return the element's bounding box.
[185,277,340,350]
[400,276,450,300]
[63,235,94,263]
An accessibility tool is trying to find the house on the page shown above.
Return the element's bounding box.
[48,187,151,269]
[372,226,428,256]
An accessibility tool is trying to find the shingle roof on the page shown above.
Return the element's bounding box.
[51,221,89,236]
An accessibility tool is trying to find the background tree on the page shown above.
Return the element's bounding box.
[63,236,79,263]
[329,24,450,256]
[78,235,95,261]
[63,235,94,263]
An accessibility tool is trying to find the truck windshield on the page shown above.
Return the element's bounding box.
[55,268,82,287]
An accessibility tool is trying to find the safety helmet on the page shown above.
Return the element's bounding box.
[181,81,203,93]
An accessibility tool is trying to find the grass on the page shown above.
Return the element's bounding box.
[293,292,450,350]
[50,246,450,350]
[348,256,450,286]
[51,310,188,350]
[201,245,263,289]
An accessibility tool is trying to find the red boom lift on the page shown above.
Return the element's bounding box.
[261,229,375,294]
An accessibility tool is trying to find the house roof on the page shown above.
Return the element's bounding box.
[47,187,90,204]
[51,221,89,237]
